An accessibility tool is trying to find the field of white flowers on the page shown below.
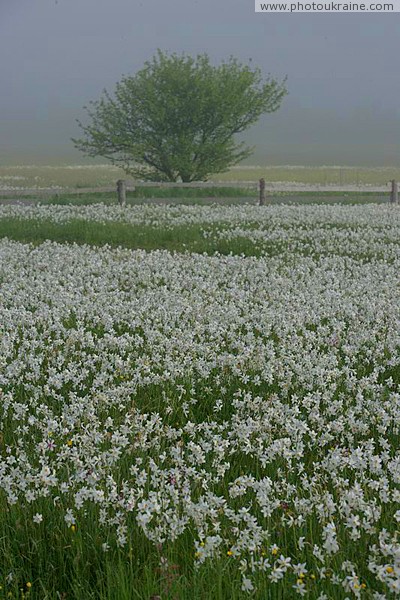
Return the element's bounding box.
[0,202,399,599]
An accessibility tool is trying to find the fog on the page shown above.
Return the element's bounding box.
[1,0,399,166]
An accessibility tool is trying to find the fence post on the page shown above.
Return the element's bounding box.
[117,179,126,206]
[390,179,398,204]
[259,178,266,206]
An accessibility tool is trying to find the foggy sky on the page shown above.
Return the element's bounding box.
[1,0,399,166]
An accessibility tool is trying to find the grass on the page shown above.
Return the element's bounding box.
[0,219,263,256]
[0,366,395,599]
[215,165,400,185]
[0,190,389,208]
[0,494,324,600]
[0,364,393,599]
[0,497,248,599]
[0,207,397,263]
[0,202,398,599]
[40,186,256,206]
[0,163,399,190]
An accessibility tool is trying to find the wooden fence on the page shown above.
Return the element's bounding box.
[0,179,398,205]
[116,179,400,207]
[0,180,258,199]
[390,180,399,204]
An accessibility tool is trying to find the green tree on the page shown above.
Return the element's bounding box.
[72,51,287,182]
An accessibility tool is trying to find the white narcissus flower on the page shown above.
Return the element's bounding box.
[0,201,399,596]
[33,513,43,524]
[241,577,254,592]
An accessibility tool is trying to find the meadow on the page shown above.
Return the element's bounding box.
[0,200,399,599]
[1,164,400,190]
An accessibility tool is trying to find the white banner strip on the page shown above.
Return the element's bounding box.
[255,0,400,10]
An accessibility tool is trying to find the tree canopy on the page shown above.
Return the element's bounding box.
[73,51,287,182]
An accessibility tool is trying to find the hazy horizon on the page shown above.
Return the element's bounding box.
[1,0,399,167]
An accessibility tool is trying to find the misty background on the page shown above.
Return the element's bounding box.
[1,0,399,167]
